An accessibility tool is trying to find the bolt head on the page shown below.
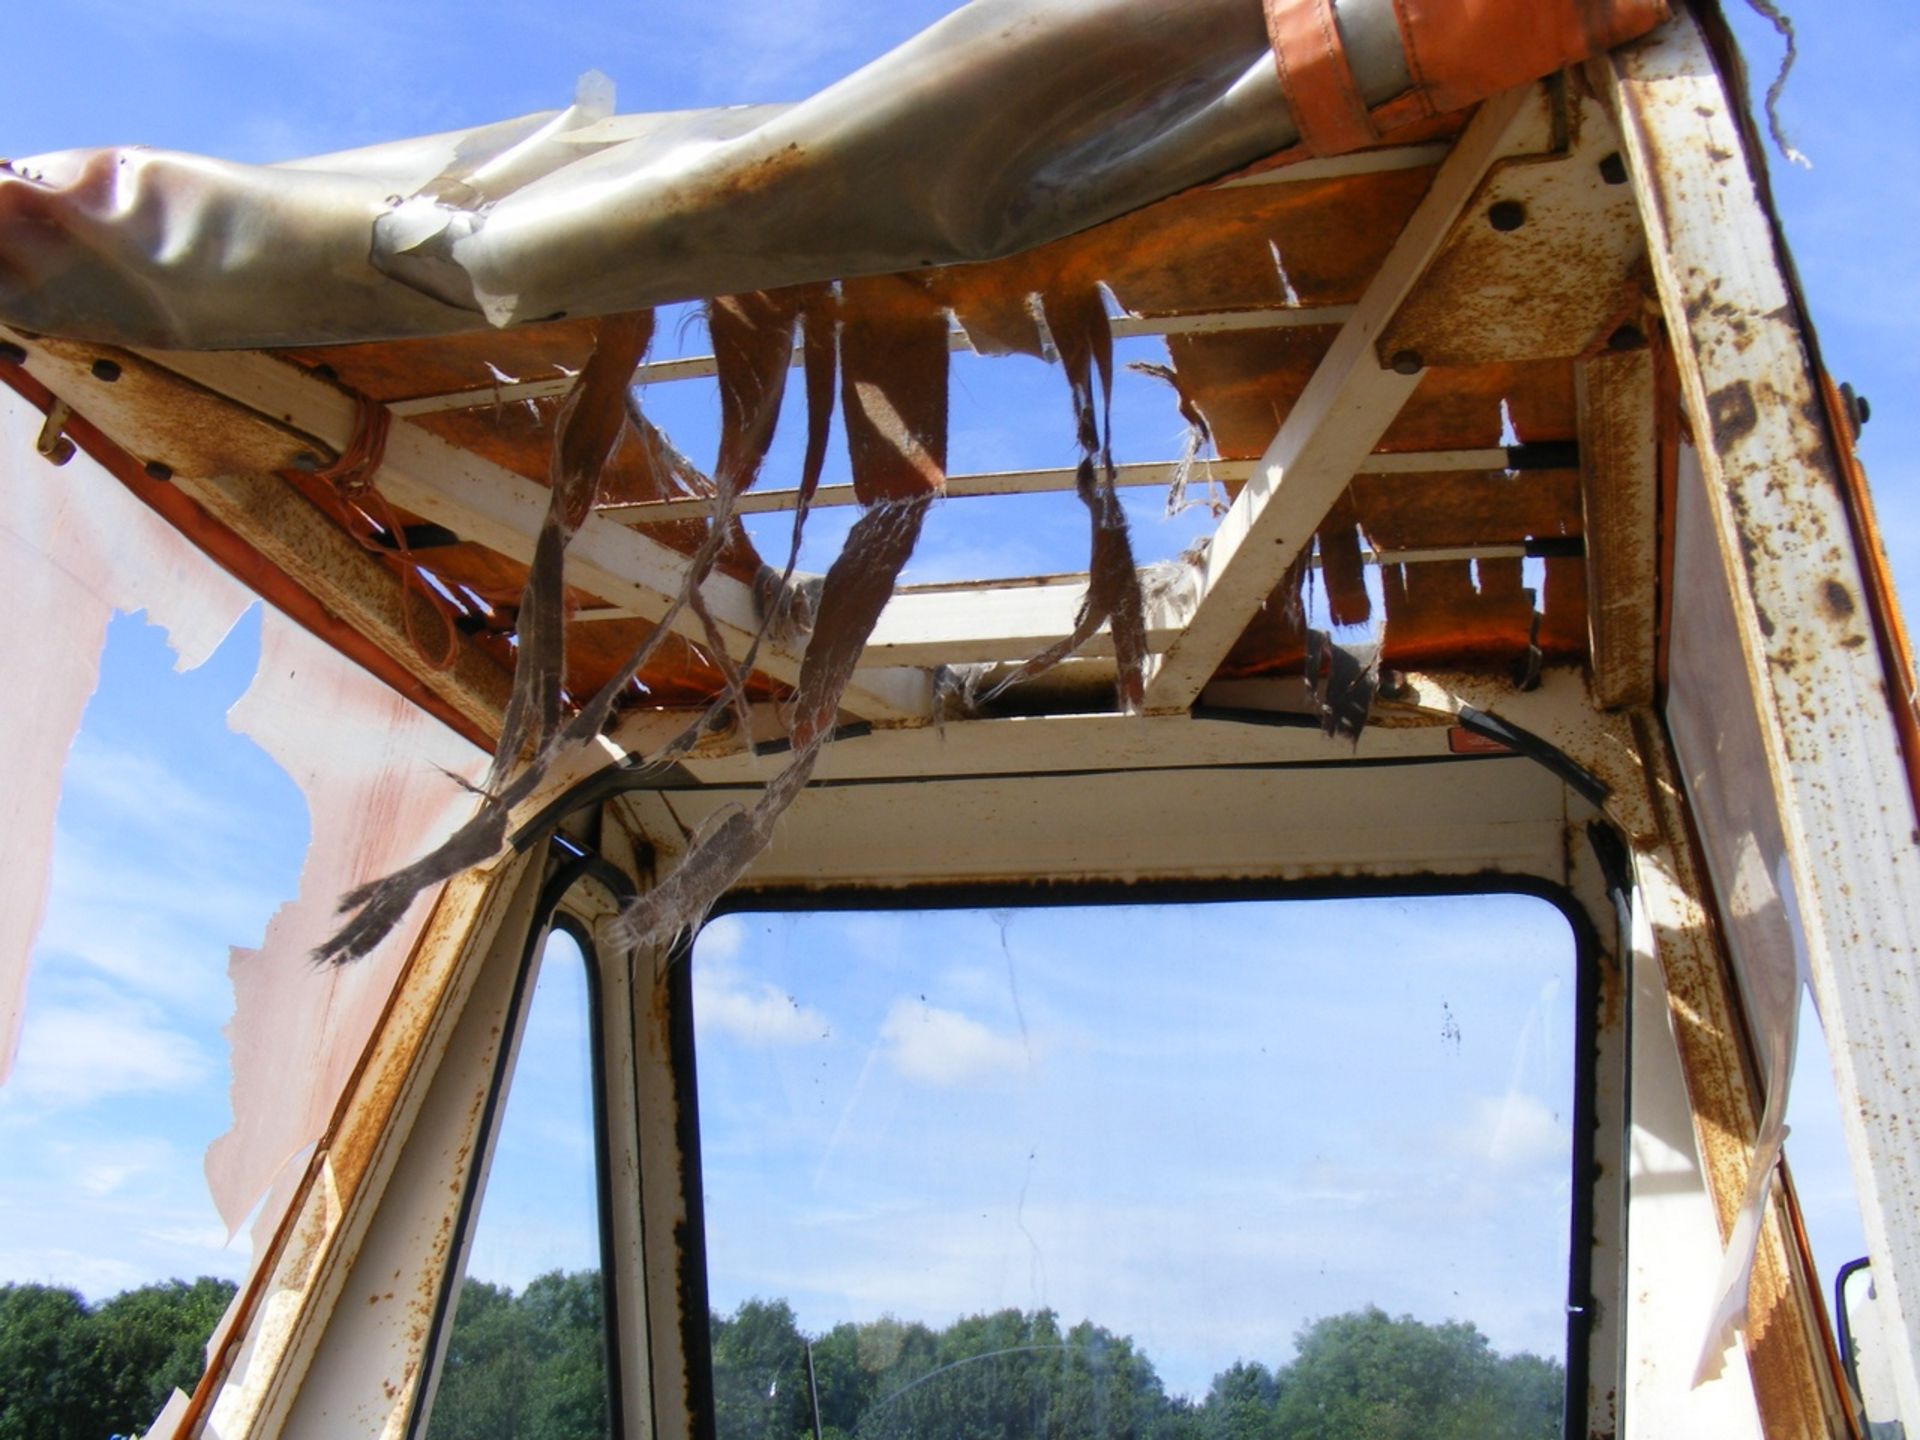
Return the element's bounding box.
[1487,200,1527,232]
[90,357,122,383]
[1389,350,1424,376]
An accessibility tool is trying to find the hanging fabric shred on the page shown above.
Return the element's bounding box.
[1128,358,1224,518]
[610,278,948,948]
[1315,491,1372,628]
[1305,626,1381,742]
[979,286,1149,711]
[489,310,655,790]
[1740,0,1812,169]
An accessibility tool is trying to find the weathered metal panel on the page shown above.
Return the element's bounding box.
[1606,9,1920,1429]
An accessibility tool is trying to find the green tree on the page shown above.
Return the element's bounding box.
[0,1285,104,1440]
[91,1277,236,1429]
[1267,1307,1561,1440]
[0,1277,236,1440]
[711,1298,810,1440]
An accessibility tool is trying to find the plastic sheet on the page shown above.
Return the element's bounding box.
[0,388,250,1084]
[204,609,486,1233]
[1665,443,1811,1382]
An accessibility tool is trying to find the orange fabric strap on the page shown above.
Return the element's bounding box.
[1391,0,1670,115]
[1262,0,1672,156]
[1265,0,1378,156]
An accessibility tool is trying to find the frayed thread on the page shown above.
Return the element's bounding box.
[1741,0,1812,169]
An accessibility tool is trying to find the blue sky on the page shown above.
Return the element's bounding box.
[0,0,1906,1400]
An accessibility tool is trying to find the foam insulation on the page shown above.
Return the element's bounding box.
[0,388,250,1083]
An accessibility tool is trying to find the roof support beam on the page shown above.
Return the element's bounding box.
[141,349,934,724]
[1576,348,1658,708]
[595,446,1561,525]
[385,305,1356,418]
[1139,83,1543,714]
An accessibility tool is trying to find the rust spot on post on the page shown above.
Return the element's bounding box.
[1706,379,1756,451]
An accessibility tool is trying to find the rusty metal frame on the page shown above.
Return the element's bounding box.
[1393,668,1848,1436]
[1597,5,1920,1429]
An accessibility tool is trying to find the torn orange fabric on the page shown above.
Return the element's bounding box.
[840,276,950,504]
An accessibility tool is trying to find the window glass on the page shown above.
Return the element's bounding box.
[692,896,1574,1440]
[428,929,611,1440]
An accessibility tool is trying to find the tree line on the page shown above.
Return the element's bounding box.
[1,1273,1563,1440]
[0,1277,235,1440]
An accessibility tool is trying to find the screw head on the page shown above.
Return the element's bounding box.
[90,357,122,382]
[0,340,25,366]
[1389,350,1424,376]
[1599,152,1629,186]
[1487,200,1527,232]
[144,459,174,483]
[289,450,322,473]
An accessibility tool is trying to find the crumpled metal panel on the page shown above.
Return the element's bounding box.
[0,0,1293,348]
[0,0,1677,351]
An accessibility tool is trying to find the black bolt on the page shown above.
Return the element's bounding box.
[144,459,174,483]
[289,450,322,473]
[1607,324,1647,351]
[1390,350,1424,376]
[0,340,25,366]
[90,357,122,382]
[1599,152,1629,186]
[1487,200,1527,232]
[1841,382,1872,437]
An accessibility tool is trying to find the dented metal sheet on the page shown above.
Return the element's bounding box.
[0,0,1669,349]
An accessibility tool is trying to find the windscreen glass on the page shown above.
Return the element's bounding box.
[691,895,1575,1440]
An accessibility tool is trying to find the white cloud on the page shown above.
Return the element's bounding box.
[6,1001,212,1105]
[698,914,745,963]
[696,961,833,1047]
[1457,1092,1567,1173]
[879,998,1029,1086]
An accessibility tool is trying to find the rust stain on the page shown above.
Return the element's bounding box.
[1706,378,1757,451]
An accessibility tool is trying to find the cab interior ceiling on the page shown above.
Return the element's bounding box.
[0,0,1682,958]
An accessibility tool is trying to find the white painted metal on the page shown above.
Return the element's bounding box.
[1606,12,1920,1428]
[1213,140,1452,188]
[202,856,545,1440]
[1623,877,1767,1440]
[667,758,1574,890]
[591,449,1514,526]
[141,348,935,725]
[1141,83,1542,712]
[386,305,1356,419]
